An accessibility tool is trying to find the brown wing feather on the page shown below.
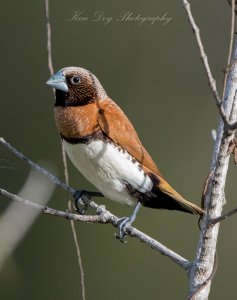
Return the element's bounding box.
[97,99,204,215]
[158,178,205,214]
[97,99,162,176]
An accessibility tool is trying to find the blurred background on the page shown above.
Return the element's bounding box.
[0,0,237,299]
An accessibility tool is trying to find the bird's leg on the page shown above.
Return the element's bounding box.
[116,202,142,243]
[73,190,91,214]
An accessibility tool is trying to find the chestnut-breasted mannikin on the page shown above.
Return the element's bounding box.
[47,67,204,240]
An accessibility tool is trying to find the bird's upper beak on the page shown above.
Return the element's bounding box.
[46,70,68,92]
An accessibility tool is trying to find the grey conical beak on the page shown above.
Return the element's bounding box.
[46,70,68,92]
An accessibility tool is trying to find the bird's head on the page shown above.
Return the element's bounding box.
[46,67,107,106]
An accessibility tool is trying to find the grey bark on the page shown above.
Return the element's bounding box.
[188,39,237,300]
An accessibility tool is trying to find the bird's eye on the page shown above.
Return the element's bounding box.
[70,76,80,85]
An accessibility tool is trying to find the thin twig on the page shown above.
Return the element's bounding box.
[182,1,237,299]
[222,0,236,100]
[0,139,191,270]
[68,214,86,300]
[45,0,54,76]
[0,187,191,271]
[210,205,237,225]
[0,188,101,223]
[228,0,237,16]
[47,1,94,296]
[182,0,229,125]
[62,144,86,300]
[0,137,74,194]
[229,119,237,129]
[44,4,90,296]
[0,137,103,200]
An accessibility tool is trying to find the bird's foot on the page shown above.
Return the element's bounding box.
[73,190,91,215]
[116,217,132,243]
[115,202,142,243]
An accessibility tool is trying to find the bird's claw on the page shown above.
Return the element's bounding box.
[115,202,141,242]
[73,190,91,215]
[116,217,131,243]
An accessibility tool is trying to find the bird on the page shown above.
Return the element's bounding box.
[46,66,204,241]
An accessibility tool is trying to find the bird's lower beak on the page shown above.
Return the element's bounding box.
[46,70,68,92]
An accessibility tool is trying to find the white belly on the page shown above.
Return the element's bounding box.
[62,139,153,206]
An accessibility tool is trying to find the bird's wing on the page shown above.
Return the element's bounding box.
[97,99,162,176]
[97,99,204,215]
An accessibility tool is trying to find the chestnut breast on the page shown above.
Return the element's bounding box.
[54,102,100,139]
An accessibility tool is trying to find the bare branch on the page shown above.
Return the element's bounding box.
[210,205,237,225]
[0,137,103,200]
[182,0,228,125]
[188,39,237,300]
[0,138,192,270]
[228,0,237,15]
[0,187,191,271]
[229,119,237,129]
[222,0,236,100]
[62,143,86,300]
[0,188,100,223]
[44,1,86,298]
[68,214,86,300]
[228,92,237,128]
[182,1,237,299]
[45,0,54,76]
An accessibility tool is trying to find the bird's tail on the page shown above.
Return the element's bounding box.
[145,174,205,215]
[159,179,204,215]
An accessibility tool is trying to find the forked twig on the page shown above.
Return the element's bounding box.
[182,0,228,125]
